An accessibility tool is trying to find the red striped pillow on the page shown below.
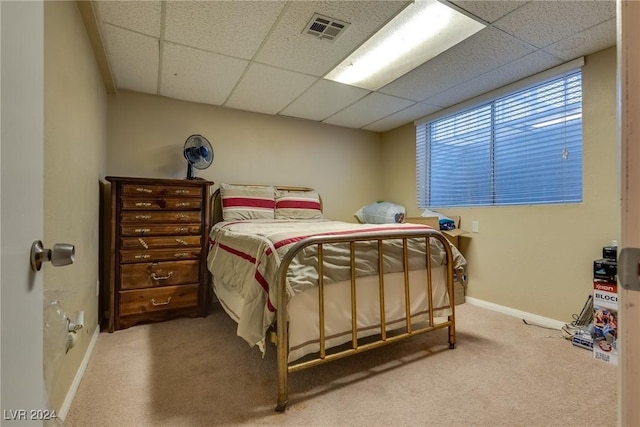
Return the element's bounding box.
[275,189,323,220]
[220,184,275,220]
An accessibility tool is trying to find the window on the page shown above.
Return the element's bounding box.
[417,70,582,208]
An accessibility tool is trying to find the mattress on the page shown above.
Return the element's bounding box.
[207,219,458,359]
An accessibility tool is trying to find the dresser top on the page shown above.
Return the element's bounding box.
[106,176,214,186]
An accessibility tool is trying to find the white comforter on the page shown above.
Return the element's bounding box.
[206,219,463,349]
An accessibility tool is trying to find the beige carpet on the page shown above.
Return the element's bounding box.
[64,303,616,427]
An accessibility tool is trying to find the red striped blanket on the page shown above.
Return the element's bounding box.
[206,219,443,348]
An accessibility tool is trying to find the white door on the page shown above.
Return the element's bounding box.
[0,1,46,424]
[618,0,640,424]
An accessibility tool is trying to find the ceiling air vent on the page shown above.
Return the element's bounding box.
[304,13,350,41]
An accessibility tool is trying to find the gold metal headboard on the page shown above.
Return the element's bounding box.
[211,185,321,224]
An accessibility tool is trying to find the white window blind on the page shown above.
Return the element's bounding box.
[417,70,583,208]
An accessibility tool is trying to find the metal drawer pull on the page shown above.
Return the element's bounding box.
[151,297,172,306]
[175,214,189,220]
[175,227,188,232]
[175,189,190,194]
[175,202,191,207]
[174,252,189,258]
[135,202,152,207]
[136,187,153,193]
[138,238,148,249]
[150,271,173,280]
[134,254,151,259]
[135,215,152,220]
[175,239,188,246]
[135,228,151,233]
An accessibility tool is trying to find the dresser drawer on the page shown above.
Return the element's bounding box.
[121,235,201,250]
[122,184,203,198]
[121,224,201,236]
[120,260,199,289]
[119,284,199,316]
[121,211,201,223]
[120,247,201,263]
[121,197,202,211]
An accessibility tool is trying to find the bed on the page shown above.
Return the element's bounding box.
[206,184,466,411]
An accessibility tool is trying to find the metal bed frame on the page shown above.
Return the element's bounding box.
[210,186,457,412]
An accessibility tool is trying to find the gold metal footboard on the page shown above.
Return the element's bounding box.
[274,229,456,412]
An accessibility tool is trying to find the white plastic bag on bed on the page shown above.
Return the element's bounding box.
[355,202,405,224]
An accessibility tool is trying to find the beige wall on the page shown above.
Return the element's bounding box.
[107,92,382,222]
[381,47,619,323]
[44,1,108,411]
[43,0,618,415]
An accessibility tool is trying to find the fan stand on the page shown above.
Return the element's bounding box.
[186,163,195,180]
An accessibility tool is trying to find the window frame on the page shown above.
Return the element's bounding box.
[416,61,584,209]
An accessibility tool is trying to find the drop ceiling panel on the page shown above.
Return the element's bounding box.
[424,50,562,108]
[102,24,159,94]
[94,0,162,37]
[363,102,442,132]
[255,0,411,76]
[379,27,536,102]
[543,18,616,61]
[164,0,286,59]
[279,79,370,121]
[493,0,616,49]
[160,43,249,106]
[449,0,527,23]
[225,63,317,115]
[323,92,414,129]
[92,0,618,133]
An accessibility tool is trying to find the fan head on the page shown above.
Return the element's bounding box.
[183,134,213,179]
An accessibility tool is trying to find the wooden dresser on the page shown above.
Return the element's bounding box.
[104,176,213,331]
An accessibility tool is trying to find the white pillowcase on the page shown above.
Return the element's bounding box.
[220,183,276,221]
[274,189,323,220]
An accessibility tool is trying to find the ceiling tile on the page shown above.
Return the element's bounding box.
[279,79,369,121]
[102,24,159,94]
[255,0,410,76]
[449,0,527,23]
[380,27,535,101]
[424,50,563,108]
[543,17,616,61]
[225,63,317,115]
[92,0,619,133]
[95,0,162,37]
[160,43,249,106]
[323,92,414,129]
[164,0,286,59]
[363,102,442,132]
[493,0,616,49]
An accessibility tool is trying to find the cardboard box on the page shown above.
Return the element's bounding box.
[453,279,465,305]
[404,216,469,249]
[404,217,467,304]
[592,280,618,365]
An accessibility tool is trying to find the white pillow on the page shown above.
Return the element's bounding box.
[220,184,275,221]
[274,189,323,220]
[355,202,405,224]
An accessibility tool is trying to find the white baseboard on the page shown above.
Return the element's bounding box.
[465,296,566,330]
[57,324,100,421]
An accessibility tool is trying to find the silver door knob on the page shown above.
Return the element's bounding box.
[30,240,75,271]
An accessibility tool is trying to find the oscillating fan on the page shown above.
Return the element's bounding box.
[183,134,213,180]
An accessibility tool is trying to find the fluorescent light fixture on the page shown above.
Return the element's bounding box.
[324,0,486,91]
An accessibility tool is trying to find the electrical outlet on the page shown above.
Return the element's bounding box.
[472,221,479,233]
